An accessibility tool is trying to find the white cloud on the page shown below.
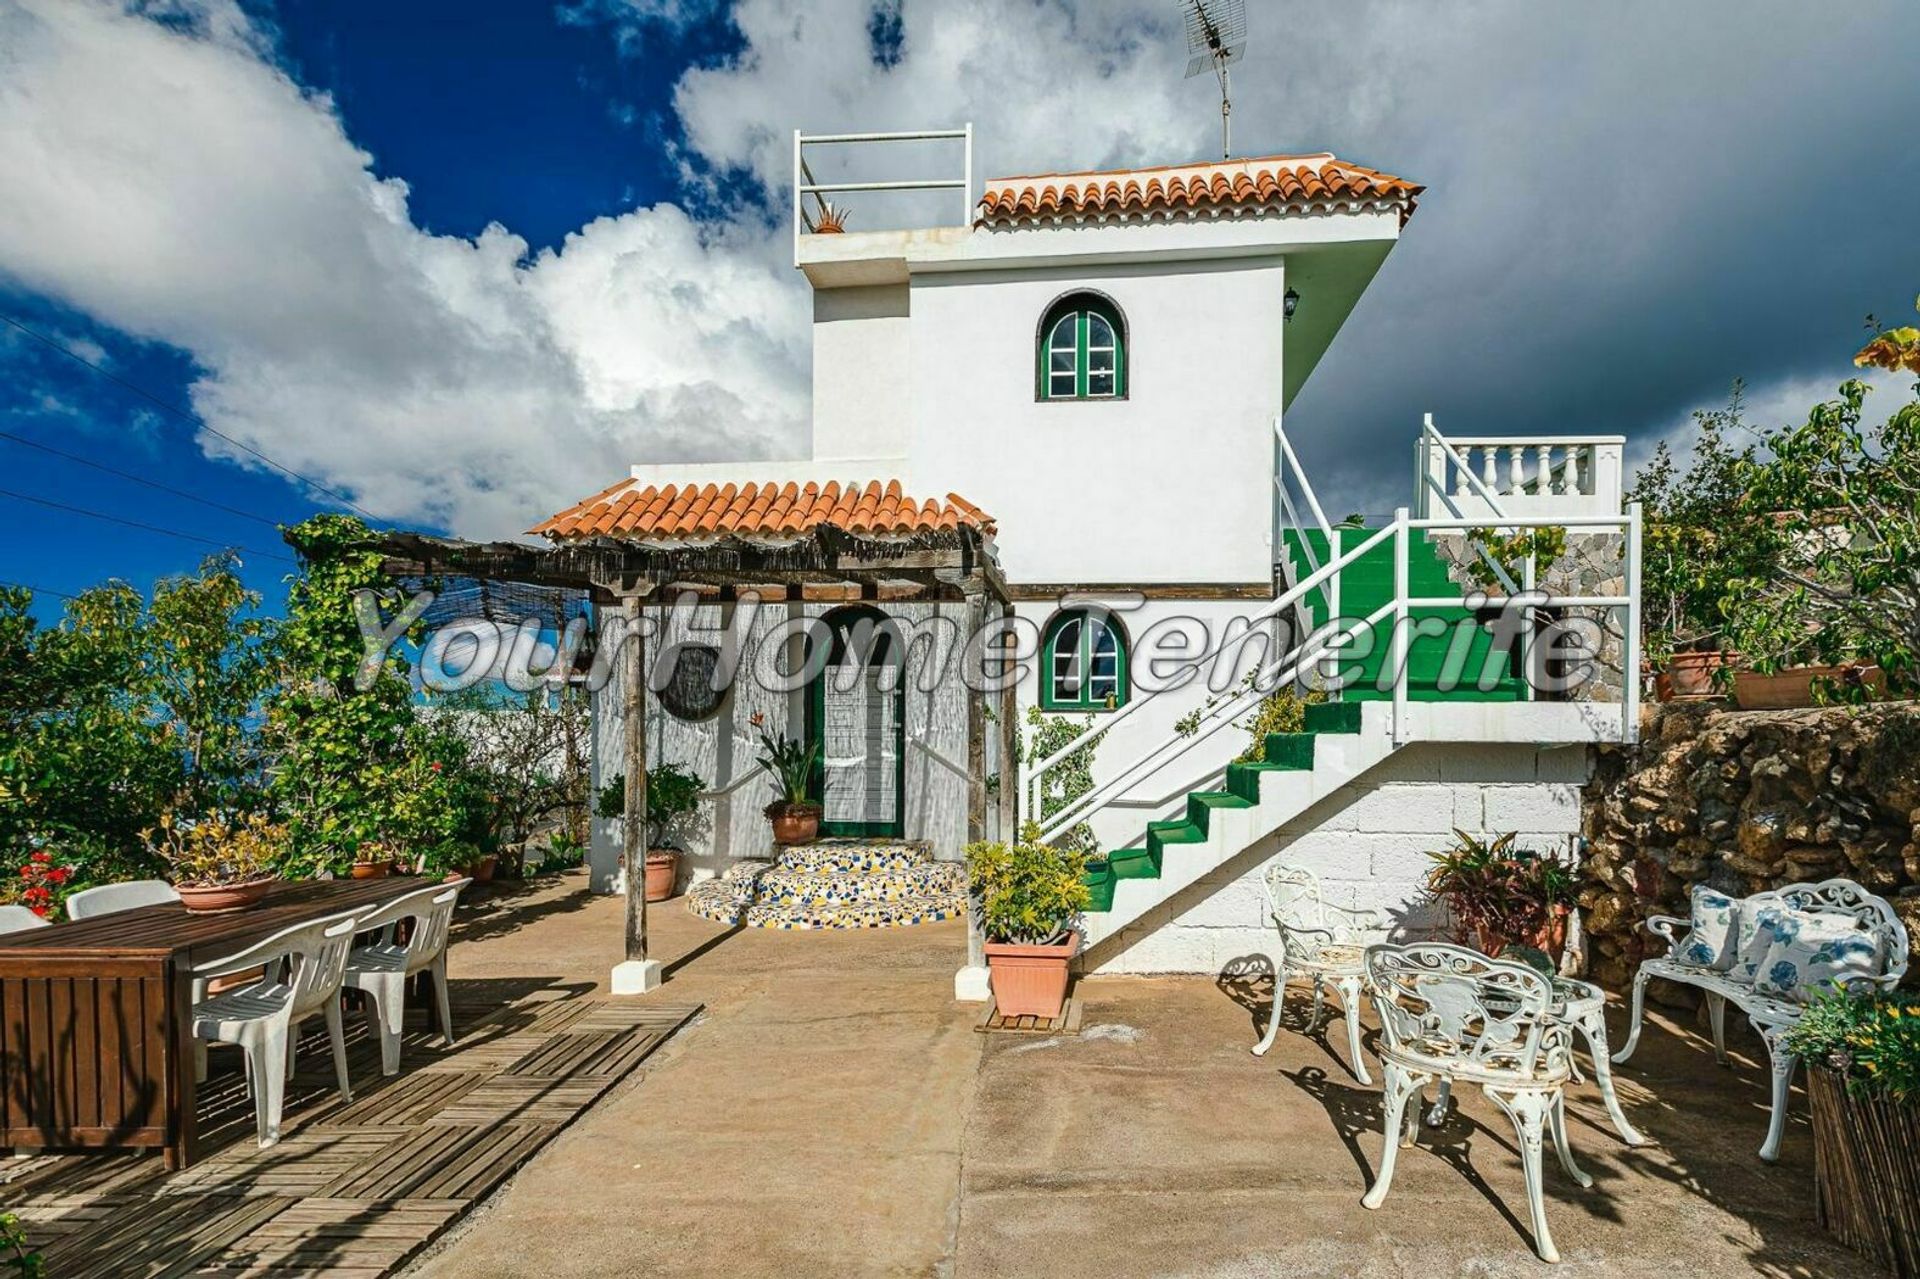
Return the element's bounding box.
[1,0,1916,540]
[0,0,807,538]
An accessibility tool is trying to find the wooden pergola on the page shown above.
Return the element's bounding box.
[376,520,1016,992]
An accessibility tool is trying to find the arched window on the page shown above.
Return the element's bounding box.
[1041,609,1129,711]
[1037,293,1127,401]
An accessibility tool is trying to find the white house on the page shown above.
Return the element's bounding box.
[530,128,1642,989]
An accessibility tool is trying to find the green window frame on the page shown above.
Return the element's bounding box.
[1037,295,1127,401]
[1040,609,1129,712]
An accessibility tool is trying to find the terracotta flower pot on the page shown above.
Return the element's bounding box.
[1734,663,1889,710]
[350,859,390,880]
[468,854,498,884]
[177,878,276,914]
[644,849,679,902]
[1656,649,1734,702]
[769,805,821,846]
[985,934,1078,1019]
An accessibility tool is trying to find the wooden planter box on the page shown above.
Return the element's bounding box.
[1809,1065,1920,1275]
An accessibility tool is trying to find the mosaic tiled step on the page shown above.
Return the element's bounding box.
[771,840,934,874]
[756,861,966,906]
[685,839,965,929]
[738,892,964,930]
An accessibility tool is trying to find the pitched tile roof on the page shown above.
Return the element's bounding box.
[530,478,994,543]
[976,154,1421,228]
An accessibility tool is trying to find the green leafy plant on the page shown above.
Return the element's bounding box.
[1626,387,1771,669]
[532,830,587,875]
[1788,990,1920,1102]
[596,762,705,847]
[1022,705,1103,857]
[0,1211,43,1279]
[1424,830,1576,955]
[754,731,821,816]
[1459,525,1569,594]
[965,821,1091,945]
[1720,359,1920,697]
[145,810,285,887]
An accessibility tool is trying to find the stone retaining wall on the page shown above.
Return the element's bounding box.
[1580,701,1920,991]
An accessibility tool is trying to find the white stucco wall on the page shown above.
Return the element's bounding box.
[905,259,1286,586]
[1087,742,1593,975]
[812,283,913,465]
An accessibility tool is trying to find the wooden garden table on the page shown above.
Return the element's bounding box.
[0,877,429,1169]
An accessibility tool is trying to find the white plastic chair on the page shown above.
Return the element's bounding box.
[190,914,358,1147]
[1251,864,1386,1083]
[343,880,468,1075]
[1361,942,1586,1263]
[0,905,50,933]
[64,880,180,919]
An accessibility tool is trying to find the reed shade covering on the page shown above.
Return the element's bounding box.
[0,877,437,1169]
[1808,1065,1920,1275]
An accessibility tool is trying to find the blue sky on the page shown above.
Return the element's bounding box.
[2,0,1917,622]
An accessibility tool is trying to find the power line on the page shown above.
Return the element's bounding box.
[0,579,80,603]
[0,311,381,521]
[0,430,282,527]
[0,486,295,564]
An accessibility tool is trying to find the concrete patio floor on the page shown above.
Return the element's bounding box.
[407,873,1876,1278]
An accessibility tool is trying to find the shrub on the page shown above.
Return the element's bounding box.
[596,762,705,848]
[965,821,1090,945]
[1789,989,1920,1102]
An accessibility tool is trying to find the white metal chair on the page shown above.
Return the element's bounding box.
[64,879,180,919]
[1361,942,1587,1264]
[189,914,358,1147]
[0,905,50,933]
[343,880,468,1075]
[1251,864,1386,1084]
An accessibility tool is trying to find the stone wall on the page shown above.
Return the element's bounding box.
[1431,531,1628,703]
[1580,702,1920,990]
[1090,742,1590,974]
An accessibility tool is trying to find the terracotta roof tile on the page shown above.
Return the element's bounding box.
[530,478,994,543]
[977,153,1421,228]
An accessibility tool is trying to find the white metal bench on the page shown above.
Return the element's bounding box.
[1612,876,1910,1161]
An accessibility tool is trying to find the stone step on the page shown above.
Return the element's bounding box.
[773,841,934,873]
[757,862,966,906]
[738,891,964,931]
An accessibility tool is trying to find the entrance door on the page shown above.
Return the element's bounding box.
[806,608,906,839]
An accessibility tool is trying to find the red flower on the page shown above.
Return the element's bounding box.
[430,761,443,773]
[28,904,48,919]
[46,867,68,885]
[18,865,31,879]
[30,850,50,863]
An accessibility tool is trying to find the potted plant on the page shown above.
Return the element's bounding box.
[965,822,1091,1019]
[755,731,822,846]
[811,201,850,234]
[1424,830,1577,960]
[349,838,393,879]
[597,764,705,901]
[1788,990,1920,1275]
[148,811,283,913]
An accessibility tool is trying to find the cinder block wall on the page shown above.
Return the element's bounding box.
[1088,743,1592,974]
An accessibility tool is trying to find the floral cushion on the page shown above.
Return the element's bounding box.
[1733,904,1791,982]
[1753,909,1884,1001]
[1679,886,1742,970]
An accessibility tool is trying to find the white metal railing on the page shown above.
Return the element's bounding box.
[791,126,973,265]
[1273,418,1337,627]
[1030,429,1643,851]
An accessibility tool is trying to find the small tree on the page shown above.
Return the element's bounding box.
[1626,384,1771,666]
[1722,366,1920,696]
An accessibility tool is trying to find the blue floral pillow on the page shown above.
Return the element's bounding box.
[1734,904,1795,982]
[1680,886,1742,970]
[1753,908,1885,1002]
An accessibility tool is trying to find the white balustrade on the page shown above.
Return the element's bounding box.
[1418,421,1624,520]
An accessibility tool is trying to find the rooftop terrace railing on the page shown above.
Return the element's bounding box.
[790,126,973,265]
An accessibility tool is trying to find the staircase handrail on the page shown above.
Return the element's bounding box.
[1274,418,1338,622]
[1037,596,1398,846]
[1026,521,1396,816]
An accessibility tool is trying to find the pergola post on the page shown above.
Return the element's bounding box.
[613,592,663,995]
[955,587,994,1003]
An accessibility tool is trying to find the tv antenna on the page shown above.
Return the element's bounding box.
[1181,0,1247,159]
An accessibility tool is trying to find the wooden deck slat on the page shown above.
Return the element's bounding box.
[8,995,700,1278]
